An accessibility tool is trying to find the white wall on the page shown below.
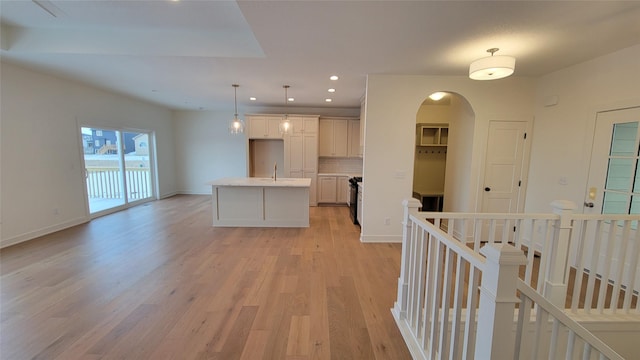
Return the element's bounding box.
[172,111,248,194]
[443,96,475,213]
[362,75,535,242]
[526,44,640,213]
[1,62,176,248]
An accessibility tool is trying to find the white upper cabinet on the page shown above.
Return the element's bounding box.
[247,115,282,139]
[348,119,361,158]
[290,116,319,135]
[319,118,349,157]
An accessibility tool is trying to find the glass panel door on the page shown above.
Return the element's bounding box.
[123,131,153,202]
[82,127,125,214]
[602,121,640,215]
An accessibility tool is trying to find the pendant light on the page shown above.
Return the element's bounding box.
[279,85,291,135]
[229,84,245,134]
[469,48,515,80]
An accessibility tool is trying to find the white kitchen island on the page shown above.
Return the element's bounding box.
[208,177,311,227]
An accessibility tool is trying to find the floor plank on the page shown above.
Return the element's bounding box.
[0,195,411,359]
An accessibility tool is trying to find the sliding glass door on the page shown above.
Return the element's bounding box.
[81,127,155,215]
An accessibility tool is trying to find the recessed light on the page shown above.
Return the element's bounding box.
[325,98,332,102]
[288,97,294,102]
[330,75,339,81]
[249,97,257,101]
[328,88,336,93]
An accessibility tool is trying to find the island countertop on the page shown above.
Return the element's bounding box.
[208,177,311,188]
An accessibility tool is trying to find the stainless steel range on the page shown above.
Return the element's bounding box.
[348,176,362,225]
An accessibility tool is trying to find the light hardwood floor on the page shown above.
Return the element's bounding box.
[0,195,412,360]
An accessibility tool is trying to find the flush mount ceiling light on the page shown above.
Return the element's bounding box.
[469,48,515,80]
[229,84,245,135]
[429,92,446,101]
[279,85,291,135]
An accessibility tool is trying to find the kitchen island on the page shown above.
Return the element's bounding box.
[208,177,311,227]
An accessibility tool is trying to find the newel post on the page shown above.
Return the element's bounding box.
[545,200,576,307]
[474,243,527,360]
[392,198,422,320]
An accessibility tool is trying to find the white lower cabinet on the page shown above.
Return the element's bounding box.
[337,176,349,203]
[317,176,337,203]
[317,175,349,204]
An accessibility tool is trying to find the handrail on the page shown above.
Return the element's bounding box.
[409,213,486,269]
[417,211,558,221]
[516,279,624,360]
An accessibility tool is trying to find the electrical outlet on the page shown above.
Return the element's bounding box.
[384,217,391,225]
[53,208,59,216]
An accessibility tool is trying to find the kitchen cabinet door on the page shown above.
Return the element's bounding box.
[266,117,282,138]
[337,176,349,203]
[247,116,283,139]
[318,120,334,156]
[317,176,337,203]
[319,119,348,157]
[288,135,304,172]
[291,116,319,135]
[348,120,360,157]
[303,133,318,171]
[333,120,348,156]
[248,116,267,138]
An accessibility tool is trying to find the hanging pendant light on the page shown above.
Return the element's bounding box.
[229,84,245,134]
[469,48,515,80]
[279,85,291,135]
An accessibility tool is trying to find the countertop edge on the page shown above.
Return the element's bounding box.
[208,177,312,187]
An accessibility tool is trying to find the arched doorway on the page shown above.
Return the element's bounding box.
[412,92,475,212]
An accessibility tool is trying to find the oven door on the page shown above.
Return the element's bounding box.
[349,183,358,224]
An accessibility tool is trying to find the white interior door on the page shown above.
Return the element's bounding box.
[583,107,640,290]
[481,121,527,213]
[478,121,528,243]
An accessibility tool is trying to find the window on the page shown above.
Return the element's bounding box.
[602,121,640,215]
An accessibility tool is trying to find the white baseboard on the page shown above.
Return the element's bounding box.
[159,191,179,199]
[174,190,210,196]
[1,216,89,249]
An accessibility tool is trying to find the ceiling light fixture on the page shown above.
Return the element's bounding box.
[229,84,245,135]
[330,75,339,81]
[429,92,446,101]
[325,98,332,102]
[328,88,336,93]
[249,97,257,101]
[279,85,291,135]
[469,48,515,81]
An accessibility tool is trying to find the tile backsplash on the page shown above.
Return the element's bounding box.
[318,158,363,174]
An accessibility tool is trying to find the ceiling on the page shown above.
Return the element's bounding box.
[1,0,639,111]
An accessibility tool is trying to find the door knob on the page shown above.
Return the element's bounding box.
[584,201,594,208]
[484,187,491,192]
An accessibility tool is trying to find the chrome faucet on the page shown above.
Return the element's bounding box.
[273,162,277,181]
